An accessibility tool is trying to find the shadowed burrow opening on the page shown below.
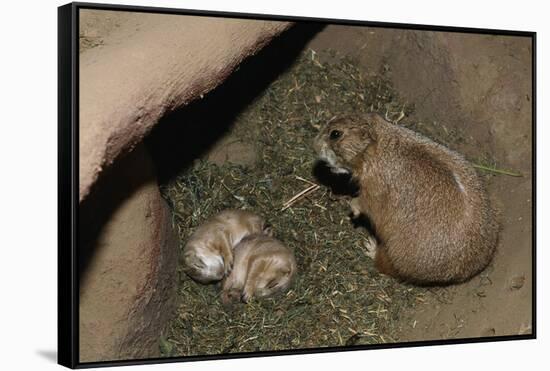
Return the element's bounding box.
[147,23,325,184]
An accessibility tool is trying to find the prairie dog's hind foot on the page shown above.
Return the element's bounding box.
[349,197,362,219]
[221,248,234,276]
[221,288,242,305]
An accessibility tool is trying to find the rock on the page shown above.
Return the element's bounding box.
[79,144,178,362]
[76,10,294,361]
[79,9,292,202]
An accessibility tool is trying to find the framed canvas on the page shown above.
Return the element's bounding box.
[58,2,536,368]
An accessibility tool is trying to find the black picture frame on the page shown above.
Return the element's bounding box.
[58,2,536,368]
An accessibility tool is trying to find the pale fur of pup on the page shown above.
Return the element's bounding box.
[221,233,297,303]
[313,113,498,284]
[182,209,270,284]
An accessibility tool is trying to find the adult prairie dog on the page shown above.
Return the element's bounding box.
[314,113,498,284]
[182,209,271,284]
[221,233,297,303]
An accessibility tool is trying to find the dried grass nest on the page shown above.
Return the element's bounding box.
[157,50,458,357]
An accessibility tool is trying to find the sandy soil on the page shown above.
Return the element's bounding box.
[396,173,532,340]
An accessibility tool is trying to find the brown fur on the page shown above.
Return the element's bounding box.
[221,233,297,303]
[314,113,499,284]
[182,209,271,284]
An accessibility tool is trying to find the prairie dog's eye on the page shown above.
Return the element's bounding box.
[266,279,278,289]
[330,130,343,140]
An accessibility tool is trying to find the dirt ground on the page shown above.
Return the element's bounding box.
[307,25,533,341]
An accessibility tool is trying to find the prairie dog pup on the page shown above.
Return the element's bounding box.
[182,209,271,284]
[221,233,297,303]
[314,113,498,284]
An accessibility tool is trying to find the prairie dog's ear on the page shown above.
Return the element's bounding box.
[361,126,378,143]
[280,267,292,276]
[263,223,274,237]
[362,113,383,142]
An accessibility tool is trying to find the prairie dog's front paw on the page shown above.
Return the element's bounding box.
[363,235,378,259]
[224,259,233,276]
[221,250,234,275]
[241,288,254,303]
